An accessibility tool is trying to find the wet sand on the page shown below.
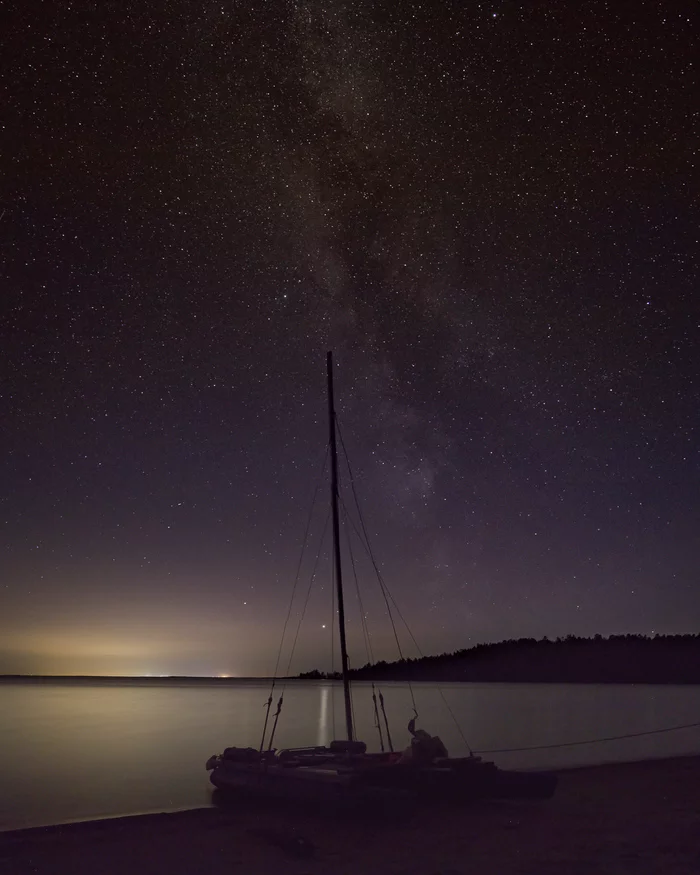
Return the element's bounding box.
[2,756,699,874]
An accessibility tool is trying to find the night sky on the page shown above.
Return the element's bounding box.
[2,2,697,677]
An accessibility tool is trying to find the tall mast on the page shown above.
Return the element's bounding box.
[326,350,354,742]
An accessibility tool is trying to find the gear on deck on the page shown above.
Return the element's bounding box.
[399,717,449,764]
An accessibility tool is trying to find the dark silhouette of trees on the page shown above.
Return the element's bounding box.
[299,633,700,683]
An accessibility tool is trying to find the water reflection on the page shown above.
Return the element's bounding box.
[1,679,699,831]
[318,684,330,746]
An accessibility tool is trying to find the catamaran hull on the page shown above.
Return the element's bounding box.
[357,761,558,801]
[351,758,557,802]
[208,761,406,807]
[208,759,557,805]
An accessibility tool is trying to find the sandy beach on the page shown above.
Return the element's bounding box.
[1,756,699,875]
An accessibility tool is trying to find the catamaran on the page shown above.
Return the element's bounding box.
[205,352,557,804]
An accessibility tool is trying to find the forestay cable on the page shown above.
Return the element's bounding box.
[260,445,329,752]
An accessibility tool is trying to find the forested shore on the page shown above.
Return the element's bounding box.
[299,633,700,683]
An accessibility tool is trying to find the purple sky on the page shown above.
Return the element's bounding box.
[2,2,697,675]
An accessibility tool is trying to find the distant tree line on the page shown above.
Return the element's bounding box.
[297,634,700,684]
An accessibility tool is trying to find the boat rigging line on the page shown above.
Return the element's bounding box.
[265,505,332,752]
[260,444,329,753]
[378,687,394,752]
[335,422,418,713]
[341,501,375,667]
[474,719,700,755]
[340,500,388,751]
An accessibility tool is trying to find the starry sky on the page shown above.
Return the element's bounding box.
[2,1,698,676]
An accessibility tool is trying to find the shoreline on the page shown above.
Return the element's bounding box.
[1,750,693,838]
[2,755,700,874]
[3,675,700,686]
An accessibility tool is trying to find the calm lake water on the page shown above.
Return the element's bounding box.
[1,679,699,832]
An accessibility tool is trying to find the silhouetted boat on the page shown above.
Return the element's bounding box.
[206,352,557,805]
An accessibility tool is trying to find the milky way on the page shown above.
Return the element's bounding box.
[2,1,697,675]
